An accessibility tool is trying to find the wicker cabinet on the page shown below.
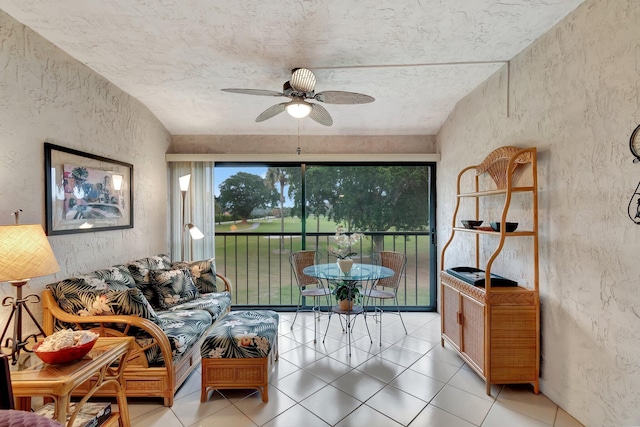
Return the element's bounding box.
[441,284,486,374]
[440,146,540,395]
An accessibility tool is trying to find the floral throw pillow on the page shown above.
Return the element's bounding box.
[171,258,217,293]
[80,265,137,288]
[127,254,172,307]
[47,277,131,306]
[150,269,200,310]
[62,288,161,325]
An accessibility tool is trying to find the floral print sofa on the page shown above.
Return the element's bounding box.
[41,254,232,407]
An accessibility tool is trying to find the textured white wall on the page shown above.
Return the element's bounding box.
[437,1,640,426]
[0,10,171,333]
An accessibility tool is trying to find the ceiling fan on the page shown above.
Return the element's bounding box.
[221,68,375,126]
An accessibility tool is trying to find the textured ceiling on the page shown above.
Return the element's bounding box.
[0,0,585,136]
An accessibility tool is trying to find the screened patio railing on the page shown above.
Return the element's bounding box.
[214,231,436,311]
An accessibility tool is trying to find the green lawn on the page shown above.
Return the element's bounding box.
[215,215,339,233]
[214,216,434,309]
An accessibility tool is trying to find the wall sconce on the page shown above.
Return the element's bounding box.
[628,125,640,224]
[628,184,640,224]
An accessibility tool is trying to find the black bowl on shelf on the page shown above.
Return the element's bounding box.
[490,222,519,232]
[461,220,483,229]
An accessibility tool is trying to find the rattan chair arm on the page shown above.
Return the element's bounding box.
[216,273,233,293]
[41,289,175,378]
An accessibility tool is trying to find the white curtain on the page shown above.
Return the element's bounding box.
[168,161,216,262]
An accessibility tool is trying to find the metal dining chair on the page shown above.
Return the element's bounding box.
[289,250,332,333]
[363,251,408,340]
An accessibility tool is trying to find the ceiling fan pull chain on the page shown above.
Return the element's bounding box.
[296,120,301,155]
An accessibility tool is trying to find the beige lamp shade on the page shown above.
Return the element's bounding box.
[0,224,60,282]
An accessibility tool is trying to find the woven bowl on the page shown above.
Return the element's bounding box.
[33,335,98,364]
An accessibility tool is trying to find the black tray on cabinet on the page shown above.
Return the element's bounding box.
[445,267,518,287]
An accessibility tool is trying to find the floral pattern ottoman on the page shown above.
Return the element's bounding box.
[200,310,279,402]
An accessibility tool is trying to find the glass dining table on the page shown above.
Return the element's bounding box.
[303,262,394,355]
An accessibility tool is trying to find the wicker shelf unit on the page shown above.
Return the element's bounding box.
[440,146,540,395]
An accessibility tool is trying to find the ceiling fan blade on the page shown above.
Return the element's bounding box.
[308,103,333,126]
[290,68,316,93]
[255,103,287,122]
[314,90,375,104]
[221,88,284,97]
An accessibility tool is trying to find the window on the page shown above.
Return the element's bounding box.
[174,161,437,311]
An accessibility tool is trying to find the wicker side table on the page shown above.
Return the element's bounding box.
[9,337,133,427]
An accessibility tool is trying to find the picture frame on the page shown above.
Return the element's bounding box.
[44,142,134,235]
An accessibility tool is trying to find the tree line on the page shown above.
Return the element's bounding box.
[216,165,430,233]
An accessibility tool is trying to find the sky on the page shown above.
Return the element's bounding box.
[214,166,267,196]
[214,165,294,206]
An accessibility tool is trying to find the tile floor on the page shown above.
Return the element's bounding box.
[124,311,584,427]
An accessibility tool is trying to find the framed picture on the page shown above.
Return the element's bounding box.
[44,142,134,235]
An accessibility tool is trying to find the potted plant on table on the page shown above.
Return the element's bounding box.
[329,225,363,274]
[332,280,361,311]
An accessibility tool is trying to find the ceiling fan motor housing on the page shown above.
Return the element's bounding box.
[283,81,313,99]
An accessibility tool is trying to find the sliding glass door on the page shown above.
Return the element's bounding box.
[211,162,437,311]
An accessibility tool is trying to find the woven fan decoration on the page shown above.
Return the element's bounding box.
[475,146,532,189]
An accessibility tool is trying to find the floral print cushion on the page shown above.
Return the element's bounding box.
[47,277,132,314]
[201,310,279,359]
[127,254,172,307]
[165,292,231,321]
[79,265,137,288]
[47,277,132,332]
[136,254,172,270]
[171,258,217,293]
[150,269,200,310]
[55,288,161,325]
[47,254,235,368]
[143,309,213,365]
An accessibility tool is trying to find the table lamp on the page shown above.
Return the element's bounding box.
[0,222,60,363]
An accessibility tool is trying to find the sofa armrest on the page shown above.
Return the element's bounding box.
[41,289,175,379]
[216,273,233,294]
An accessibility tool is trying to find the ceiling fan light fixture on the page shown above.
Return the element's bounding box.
[286,100,312,118]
